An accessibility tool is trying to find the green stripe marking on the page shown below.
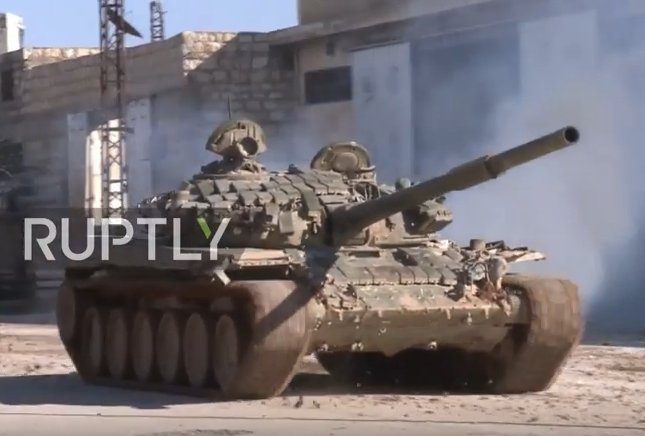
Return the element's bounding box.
[197,217,212,239]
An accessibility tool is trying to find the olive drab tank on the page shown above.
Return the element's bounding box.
[55,119,584,399]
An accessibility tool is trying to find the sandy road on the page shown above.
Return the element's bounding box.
[1,323,644,436]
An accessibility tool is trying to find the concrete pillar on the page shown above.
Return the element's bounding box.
[352,42,413,183]
[66,113,90,211]
[0,13,24,54]
[125,98,153,206]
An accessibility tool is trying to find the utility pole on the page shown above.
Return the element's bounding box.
[150,0,165,42]
[98,0,141,218]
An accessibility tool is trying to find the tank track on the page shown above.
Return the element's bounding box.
[488,274,583,393]
[56,277,315,400]
[317,275,583,394]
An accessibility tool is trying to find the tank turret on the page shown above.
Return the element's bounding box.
[143,125,579,250]
[329,126,580,244]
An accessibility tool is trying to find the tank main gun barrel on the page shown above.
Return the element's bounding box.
[330,126,580,244]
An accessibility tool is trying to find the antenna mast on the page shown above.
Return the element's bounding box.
[150,0,165,41]
[98,0,142,218]
[99,0,128,218]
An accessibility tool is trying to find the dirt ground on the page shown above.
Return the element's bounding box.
[0,322,644,436]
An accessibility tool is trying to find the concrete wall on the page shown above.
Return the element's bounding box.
[183,32,296,125]
[0,49,24,141]
[147,89,206,193]
[0,47,103,142]
[178,31,299,171]
[20,36,185,116]
[289,0,613,179]
[10,0,600,209]
[298,0,392,24]
[0,34,200,208]
[0,29,303,208]
[21,112,71,208]
[289,1,505,157]
[4,0,595,212]
[0,47,103,208]
[0,47,110,207]
[18,31,302,205]
[296,0,492,25]
[0,13,23,54]
[295,37,355,153]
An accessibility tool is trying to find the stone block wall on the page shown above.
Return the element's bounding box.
[0,47,104,207]
[0,47,103,139]
[25,47,101,67]
[20,35,186,115]
[182,31,297,123]
[147,31,301,187]
[0,30,302,207]
[0,36,191,208]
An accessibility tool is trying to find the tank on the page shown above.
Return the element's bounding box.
[55,119,584,399]
[0,167,37,314]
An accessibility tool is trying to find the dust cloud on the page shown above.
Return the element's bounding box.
[420,10,645,334]
[147,102,316,195]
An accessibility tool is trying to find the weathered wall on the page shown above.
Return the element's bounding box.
[0,48,96,208]
[1,30,304,208]
[148,88,209,193]
[0,49,24,141]
[0,36,194,208]
[0,13,23,54]
[1,51,103,134]
[25,47,100,67]
[20,36,186,116]
[20,112,70,207]
[286,0,625,170]
[298,0,392,24]
[290,1,517,156]
[158,31,299,176]
[296,0,492,25]
[295,37,355,152]
[182,32,296,125]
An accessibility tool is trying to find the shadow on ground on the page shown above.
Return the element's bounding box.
[0,369,480,409]
[0,373,208,409]
[0,290,58,325]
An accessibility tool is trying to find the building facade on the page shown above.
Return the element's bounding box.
[0,28,297,210]
[276,0,645,182]
[1,0,645,212]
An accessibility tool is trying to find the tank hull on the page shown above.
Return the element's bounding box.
[55,248,582,399]
[308,283,528,356]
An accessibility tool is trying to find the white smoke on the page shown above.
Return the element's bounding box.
[444,62,639,304]
[151,7,645,334]
[432,11,645,333]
